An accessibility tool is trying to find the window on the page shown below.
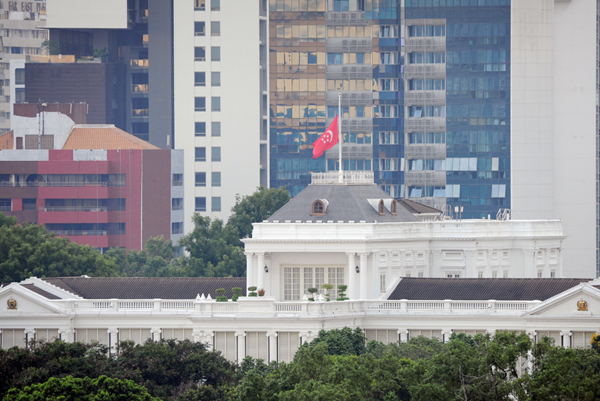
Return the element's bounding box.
[379,25,398,38]
[172,222,183,235]
[14,68,24,84]
[212,196,221,212]
[537,271,543,278]
[211,96,220,111]
[211,146,221,161]
[15,88,25,103]
[492,271,498,278]
[390,200,397,215]
[211,21,220,36]
[211,0,220,11]
[379,78,398,91]
[195,147,206,162]
[380,275,386,293]
[378,199,385,215]
[195,197,206,212]
[478,272,483,278]
[379,132,398,144]
[194,0,205,10]
[211,121,221,137]
[311,200,325,215]
[332,0,349,11]
[195,172,206,186]
[211,71,220,86]
[195,97,206,111]
[379,158,398,171]
[195,122,206,136]
[194,22,205,36]
[211,46,220,61]
[172,174,183,186]
[408,25,445,37]
[503,271,508,278]
[195,72,205,87]
[23,198,36,210]
[375,105,397,118]
[172,198,183,211]
[195,47,205,61]
[551,270,556,278]
[379,52,397,64]
[283,266,345,301]
[211,172,221,187]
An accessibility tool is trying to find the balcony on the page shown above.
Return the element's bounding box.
[51,230,108,236]
[130,59,149,68]
[404,170,446,187]
[405,117,446,132]
[404,36,446,53]
[404,90,446,106]
[311,171,374,185]
[132,84,149,93]
[404,63,446,79]
[132,109,149,117]
[404,144,446,160]
[40,206,108,212]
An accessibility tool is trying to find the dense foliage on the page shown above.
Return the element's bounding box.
[2,329,600,401]
[0,186,290,282]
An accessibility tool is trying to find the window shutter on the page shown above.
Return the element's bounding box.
[226,332,236,361]
[278,332,290,363]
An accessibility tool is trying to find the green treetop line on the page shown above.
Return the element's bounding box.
[0,186,290,283]
[2,329,600,400]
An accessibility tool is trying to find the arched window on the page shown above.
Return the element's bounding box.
[312,200,325,216]
[378,199,385,215]
[390,200,398,215]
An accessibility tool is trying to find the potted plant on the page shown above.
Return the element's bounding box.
[215,288,227,302]
[232,287,242,302]
[337,285,348,301]
[258,288,265,297]
[322,283,334,301]
[248,286,258,297]
[307,287,318,301]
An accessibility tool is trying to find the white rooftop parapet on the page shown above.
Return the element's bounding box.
[311,171,374,185]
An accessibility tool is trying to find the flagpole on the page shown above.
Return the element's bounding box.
[338,92,342,183]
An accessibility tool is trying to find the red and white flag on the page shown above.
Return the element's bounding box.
[312,115,339,159]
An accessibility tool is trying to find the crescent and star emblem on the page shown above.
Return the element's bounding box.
[321,130,333,144]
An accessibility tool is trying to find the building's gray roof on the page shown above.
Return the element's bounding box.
[397,199,442,215]
[41,277,247,299]
[267,183,419,223]
[388,278,589,301]
[20,283,61,299]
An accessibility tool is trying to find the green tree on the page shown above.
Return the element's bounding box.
[3,375,159,401]
[227,186,290,240]
[299,327,367,356]
[0,214,118,283]
[41,40,61,55]
[177,215,245,277]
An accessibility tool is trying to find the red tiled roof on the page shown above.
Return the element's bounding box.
[62,125,159,150]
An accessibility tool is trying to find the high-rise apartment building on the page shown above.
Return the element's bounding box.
[0,0,49,133]
[43,0,597,277]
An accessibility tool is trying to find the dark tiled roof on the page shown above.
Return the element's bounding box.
[388,278,590,301]
[20,284,61,299]
[397,199,442,215]
[41,277,247,299]
[267,184,419,223]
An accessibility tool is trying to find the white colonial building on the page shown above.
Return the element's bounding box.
[0,173,598,362]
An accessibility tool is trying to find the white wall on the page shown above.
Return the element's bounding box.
[174,1,261,234]
[552,0,596,277]
[511,0,596,277]
[46,0,128,29]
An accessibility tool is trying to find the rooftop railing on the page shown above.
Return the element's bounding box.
[51,297,541,315]
[311,171,374,185]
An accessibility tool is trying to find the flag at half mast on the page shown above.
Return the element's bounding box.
[312,115,339,159]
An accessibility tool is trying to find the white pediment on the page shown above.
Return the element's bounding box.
[0,285,66,316]
[525,284,600,317]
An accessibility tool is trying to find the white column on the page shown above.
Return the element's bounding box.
[398,329,409,343]
[257,253,265,290]
[442,329,453,343]
[561,330,572,348]
[347,252,356,299]
[107,328,119,354]
[59,329,73,343]
[24,329,35,347]
[464,250,476,278]
[359,252,368,299]
[245,252,255,292]
[267,332,278,362]
[150,328,162,342]
[526,330,536,375]
[236,331,247,363]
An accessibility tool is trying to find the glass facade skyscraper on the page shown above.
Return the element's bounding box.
[269,0,511,219]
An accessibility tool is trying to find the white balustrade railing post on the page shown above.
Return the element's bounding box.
[111,299,118,310]
[444,299,451,311]
[400,299,407,311]
[489,299,496,313]
[154,299,161,311]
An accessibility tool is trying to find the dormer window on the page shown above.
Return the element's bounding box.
[390,200,398,215]
[311,199,327,216]
[378,199,385,215]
